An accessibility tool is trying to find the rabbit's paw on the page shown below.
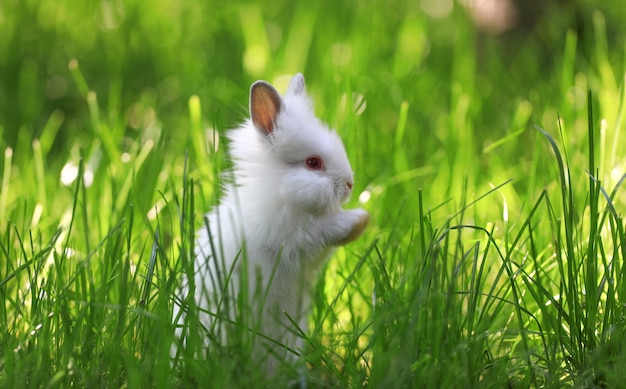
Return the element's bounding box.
[335,208,369,245]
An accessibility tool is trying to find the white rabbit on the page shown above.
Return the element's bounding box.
[175,73,369,375]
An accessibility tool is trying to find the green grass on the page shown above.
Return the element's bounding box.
[2,1,626,387]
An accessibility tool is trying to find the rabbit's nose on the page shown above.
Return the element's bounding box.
[346,181,353,191]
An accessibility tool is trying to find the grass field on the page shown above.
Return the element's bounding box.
[2,0,626,387]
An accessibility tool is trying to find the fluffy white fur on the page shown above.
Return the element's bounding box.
[175,74,369,373]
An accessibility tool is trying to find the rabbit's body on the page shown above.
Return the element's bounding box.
[177,74,368,373]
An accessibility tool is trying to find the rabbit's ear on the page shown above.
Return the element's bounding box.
[287,73,306,96]
[250,81,282,136]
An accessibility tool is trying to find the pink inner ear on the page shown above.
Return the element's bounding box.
[250,83,282,136]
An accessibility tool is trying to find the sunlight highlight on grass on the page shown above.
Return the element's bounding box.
[1,147,12,223]
[239,5,270,76]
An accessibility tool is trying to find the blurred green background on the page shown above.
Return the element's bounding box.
[2,0,625,164]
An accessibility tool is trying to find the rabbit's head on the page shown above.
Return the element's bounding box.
[230,74,354,216]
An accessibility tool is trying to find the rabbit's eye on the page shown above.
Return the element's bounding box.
[305,156,324,170]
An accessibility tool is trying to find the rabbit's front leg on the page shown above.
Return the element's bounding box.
[320,208,370,246]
